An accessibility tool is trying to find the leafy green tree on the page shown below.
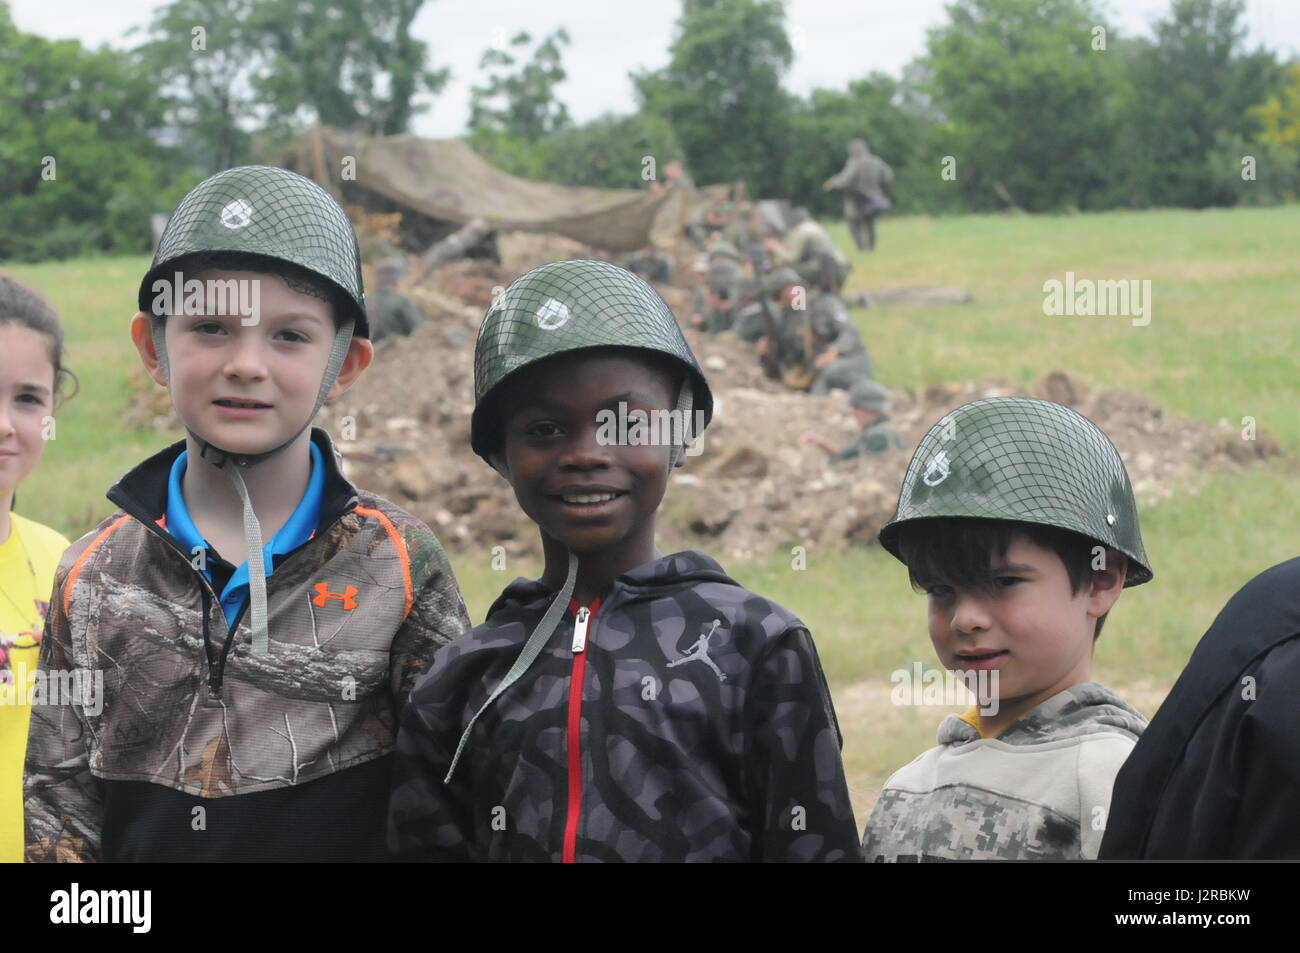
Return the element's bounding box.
[251,0,449,136]
[1114,0,1283,208]
[132,0,259,173]
[1251,62,1300,154]
[924,0,1121,212]
[469,29,573,143]
[0,1,185,260]
[634,0,794,196]
[538,113,682,188]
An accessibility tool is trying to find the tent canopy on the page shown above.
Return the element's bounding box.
[298,128,687,253]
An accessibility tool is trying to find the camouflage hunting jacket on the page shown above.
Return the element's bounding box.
[862,682,1146,861]
[389,550,862,862]
[24,428,469,862]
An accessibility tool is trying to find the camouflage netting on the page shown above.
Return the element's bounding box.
[126,233,1284,562]
[282,128,689,254]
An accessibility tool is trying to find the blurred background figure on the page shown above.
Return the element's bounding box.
[366,258,428,344]
[824,139,894,251]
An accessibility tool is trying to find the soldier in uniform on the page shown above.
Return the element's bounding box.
[770,207,851,293]
[742,267,809,385]
[800,380,903,463]
[366,257,428,344]
[698,241,747,334]
[806,285,872,395]
[623,245,672,285]
[824,139,894,251]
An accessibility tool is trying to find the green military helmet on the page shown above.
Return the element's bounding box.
[139,165,368,337]
[707,241,741,261]
[471,258,713,463]
[763,266,804,294]
[849,379,891,413]
[877,396,1153,586]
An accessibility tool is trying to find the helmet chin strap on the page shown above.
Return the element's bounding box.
[150,315,354,654]
[446,381,696,781]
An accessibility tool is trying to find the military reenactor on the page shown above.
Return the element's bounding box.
[624,245,672,285]
[806,285,872,395]
[698,241,746,333]
[799,380,903,463]
[771,208,851,293]
[749,267,815,389]
[366,257,428,344]
[824,139,894,251]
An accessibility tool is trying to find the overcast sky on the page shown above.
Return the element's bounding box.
[12,0,1300,138]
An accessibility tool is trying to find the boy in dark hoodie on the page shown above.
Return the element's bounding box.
[388,259,860,862]
[860,397,1153,861]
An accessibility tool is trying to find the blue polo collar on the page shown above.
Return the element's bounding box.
[164,440,324,613]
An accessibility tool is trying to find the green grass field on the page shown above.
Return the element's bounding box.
[10,204,1300,822]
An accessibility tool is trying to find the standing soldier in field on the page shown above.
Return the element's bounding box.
[824,139,894,252]
[366,258,428,344]
[800,379,904,464]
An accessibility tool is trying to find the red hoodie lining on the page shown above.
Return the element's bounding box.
[561,594,601,863]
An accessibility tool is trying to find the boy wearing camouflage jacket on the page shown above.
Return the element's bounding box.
[24,167,469,862]
[388,259,860,862]
[861,397,1153,861]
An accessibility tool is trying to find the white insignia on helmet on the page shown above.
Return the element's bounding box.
[220,199,254,229]
[922,450,951,487]
[535,297,571,330]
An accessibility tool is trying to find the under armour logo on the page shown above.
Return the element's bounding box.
[666,619,727,682]
[922,450,951,487]
[312,582,358,610]
[220,199,254,229]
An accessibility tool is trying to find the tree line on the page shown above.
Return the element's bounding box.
[2,0,1298,261]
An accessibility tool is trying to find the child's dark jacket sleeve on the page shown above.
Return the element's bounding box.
[387,524,470,720]
[24,550,103,863]
[387,647,478,862]
[745,626,862,862]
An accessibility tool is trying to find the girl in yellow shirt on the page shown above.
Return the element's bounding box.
[0,274,78,863]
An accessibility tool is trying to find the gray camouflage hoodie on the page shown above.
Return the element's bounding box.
[862,682,1146,861]
[388,549,861,862]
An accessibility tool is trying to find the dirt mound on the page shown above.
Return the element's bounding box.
[314,322,1281,561]
[125,239,1283,561]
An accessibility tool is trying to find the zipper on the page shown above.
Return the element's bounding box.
[132,499,357,698]
[570,606,590,652]
[562,597,601,863]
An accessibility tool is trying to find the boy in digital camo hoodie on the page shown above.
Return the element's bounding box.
[861,397,1153,861]
[24,167,469,862]
[388,259,860,862]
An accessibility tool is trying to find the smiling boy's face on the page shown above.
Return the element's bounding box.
[132,268,370,456]
[922,534,1125,708]
[496,350,679,561]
